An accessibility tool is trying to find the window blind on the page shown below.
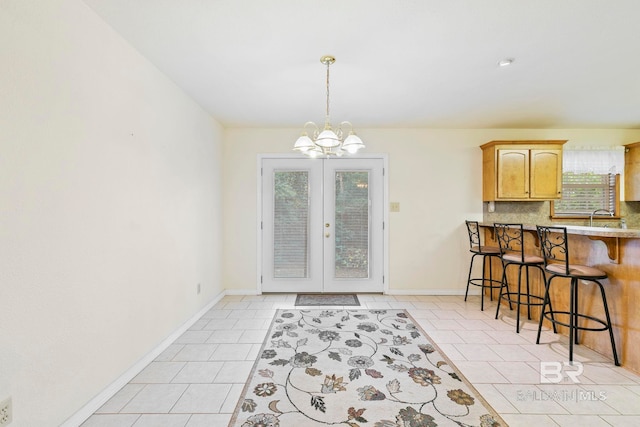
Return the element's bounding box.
[554,148,623,216]
[554,172,616,215]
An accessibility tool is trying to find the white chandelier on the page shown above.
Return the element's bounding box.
[293,55,365,157]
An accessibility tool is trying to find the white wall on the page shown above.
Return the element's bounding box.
[0,1,224,425]
[223,128,640,294]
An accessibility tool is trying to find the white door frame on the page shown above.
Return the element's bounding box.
[257,153,389,294]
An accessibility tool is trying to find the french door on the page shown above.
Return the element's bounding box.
[261,157,385,293]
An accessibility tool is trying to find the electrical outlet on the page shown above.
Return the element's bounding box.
[0,396,12,426]
[389,202,400,212]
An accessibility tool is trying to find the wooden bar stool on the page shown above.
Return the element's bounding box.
[464,220,502,311]
[494,223,553,333]
[536,226,619,366]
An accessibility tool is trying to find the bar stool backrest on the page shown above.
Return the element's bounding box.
[536,225,571,275]
[465,220,482,250]
[494,223,526,262]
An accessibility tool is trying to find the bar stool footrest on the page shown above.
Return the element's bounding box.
[468,278,503,289]
[500,293,545,307]
[542,311,611,332]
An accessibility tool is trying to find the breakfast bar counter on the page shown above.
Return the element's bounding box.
[478,223,640,373]
[479,222,640,239]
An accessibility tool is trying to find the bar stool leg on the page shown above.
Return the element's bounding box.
[569,278,577,364]
[516,265,523,333]
[504,264,513,310]
[480,255,487,311]
[537,266,555,332]
[537,275,557,343]
[596,280,620,366]
[525,266,532,320]
[464,253,476,302]
[488,256,494,301]
[495,264,506,320]
[495,262,517,322]
[574,279,580,345]
[543,271,557,334]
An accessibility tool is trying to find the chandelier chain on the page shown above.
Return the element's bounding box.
[325,60,330,126]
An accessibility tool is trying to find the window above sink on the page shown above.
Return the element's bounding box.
[551,148,624,220]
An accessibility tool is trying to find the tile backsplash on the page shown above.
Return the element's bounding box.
[483,201,640,229]
[623,201,640,228]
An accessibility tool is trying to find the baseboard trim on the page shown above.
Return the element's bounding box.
[386,289,476,296]
[224,288,476,297]
[61,289,227,427]
[225,288,260,296]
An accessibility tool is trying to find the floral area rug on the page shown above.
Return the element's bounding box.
[228,309,504,427]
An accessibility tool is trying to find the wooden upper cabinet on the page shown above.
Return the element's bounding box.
[497,149,529,198]
[481,140,566,202]
[625,142,640,201]
[530,149,563,199]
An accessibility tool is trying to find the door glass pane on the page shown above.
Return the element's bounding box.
[334,171,369,278]
[273,171,309,278]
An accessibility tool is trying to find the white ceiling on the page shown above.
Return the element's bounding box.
[84,0,640,129]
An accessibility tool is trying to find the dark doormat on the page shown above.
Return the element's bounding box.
[295,294,360,306]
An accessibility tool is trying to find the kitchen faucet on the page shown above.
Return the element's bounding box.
[590,209,614,227]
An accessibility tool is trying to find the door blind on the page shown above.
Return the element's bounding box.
[334,171,370,279]
[273,171,309,278]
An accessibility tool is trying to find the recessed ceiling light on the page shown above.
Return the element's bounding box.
[498,58,515,67]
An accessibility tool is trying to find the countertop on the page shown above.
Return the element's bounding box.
[478,223,640,239]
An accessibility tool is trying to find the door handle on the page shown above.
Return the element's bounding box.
[325,223,330,228]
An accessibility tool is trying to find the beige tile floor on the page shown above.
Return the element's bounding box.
[81,294,640,427]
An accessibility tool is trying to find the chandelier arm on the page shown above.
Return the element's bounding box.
[302,121,319,138]
[339,121,354,132]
